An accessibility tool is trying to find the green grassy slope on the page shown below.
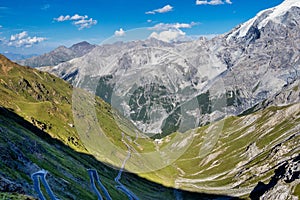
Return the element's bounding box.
[0,54,84,152]
[141,103,300,198]
[0,193,36,200]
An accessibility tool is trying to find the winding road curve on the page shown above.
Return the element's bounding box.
[31,170,58,200]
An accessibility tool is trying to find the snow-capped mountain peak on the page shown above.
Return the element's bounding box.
[228,0,300,39]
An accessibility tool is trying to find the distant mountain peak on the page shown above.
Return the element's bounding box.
[16,41,96,68]
[257,0,300,27]
[227,0,300,39]
[69,41,96,57]
[70,41,91,47]
[54,45,69,51]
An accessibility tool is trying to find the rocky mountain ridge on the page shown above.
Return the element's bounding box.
[40,0,300,136]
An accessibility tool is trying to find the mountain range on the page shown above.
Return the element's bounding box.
[17,41,96,68]
[35,0,300,137]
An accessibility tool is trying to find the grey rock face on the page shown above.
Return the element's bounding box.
[250,155,300,200]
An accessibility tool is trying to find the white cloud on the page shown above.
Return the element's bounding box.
[54,15,71,22]
[150,22,198,31]
[148,21,199,43]
[114,28,125,37]
[54,14,97,30]
[73,18,97,30]
[149,29,186,43]
[10,31,28,41]
[70,14,88,21]
[146,5,173,14]
[196,0,232,5]
[7,31,46,48]
[155,5,173,13]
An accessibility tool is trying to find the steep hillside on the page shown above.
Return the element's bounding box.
[0,54,85,151]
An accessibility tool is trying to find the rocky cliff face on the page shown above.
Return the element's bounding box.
[250,155,300,200]
[41,0,300,136]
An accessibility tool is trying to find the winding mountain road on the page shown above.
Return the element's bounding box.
[114,132,140,200]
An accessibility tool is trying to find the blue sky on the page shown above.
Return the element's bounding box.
[0,0,284,54]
